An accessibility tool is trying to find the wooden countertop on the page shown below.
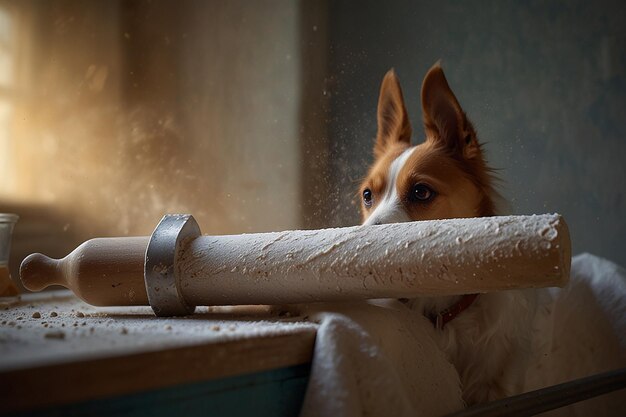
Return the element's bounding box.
[0,291,318,414]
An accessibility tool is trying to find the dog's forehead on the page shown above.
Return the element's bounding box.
[365,142,465,195]
[370,143,428,181]
[393,143,475,199]
[399,142,460,179]
[365,144,410,189]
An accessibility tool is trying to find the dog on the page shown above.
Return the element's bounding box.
[359,63,626,410]
[360,63,534,404]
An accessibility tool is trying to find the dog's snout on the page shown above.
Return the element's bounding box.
[362,215,383,226]
[363,206,412,226]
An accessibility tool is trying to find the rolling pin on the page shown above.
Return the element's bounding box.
[20,214,571,317]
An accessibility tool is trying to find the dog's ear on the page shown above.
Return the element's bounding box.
[421,63,480,159]
[375,69,412,158]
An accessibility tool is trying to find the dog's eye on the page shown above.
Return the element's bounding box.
[362,188,373,207]
[409,184,435,203]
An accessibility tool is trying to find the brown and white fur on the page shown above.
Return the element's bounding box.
[360,63,540,405]
[359,63,626,411]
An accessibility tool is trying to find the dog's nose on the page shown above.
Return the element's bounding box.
[363,216,383,226]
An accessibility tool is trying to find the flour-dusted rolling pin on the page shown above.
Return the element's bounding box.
[20,214,571,316]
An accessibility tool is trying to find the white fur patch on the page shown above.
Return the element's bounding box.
[363,147,415,226]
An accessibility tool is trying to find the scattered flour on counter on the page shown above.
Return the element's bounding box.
[0,291,317,372]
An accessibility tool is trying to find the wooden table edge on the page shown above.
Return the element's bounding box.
[0,327,317,414]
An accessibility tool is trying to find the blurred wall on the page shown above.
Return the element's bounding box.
[324,0,626,266]
[0,0,329,283]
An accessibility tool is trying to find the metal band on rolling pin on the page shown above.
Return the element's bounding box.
[145,214,200,317]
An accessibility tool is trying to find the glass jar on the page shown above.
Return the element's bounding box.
[0,213,19,296]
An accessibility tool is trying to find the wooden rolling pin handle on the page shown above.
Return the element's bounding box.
[20,253,67,291]
[19,215,198,314]
[20,237,150,306]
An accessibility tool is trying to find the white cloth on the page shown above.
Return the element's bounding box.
[299,301,464,417]
[525,253,626,416]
